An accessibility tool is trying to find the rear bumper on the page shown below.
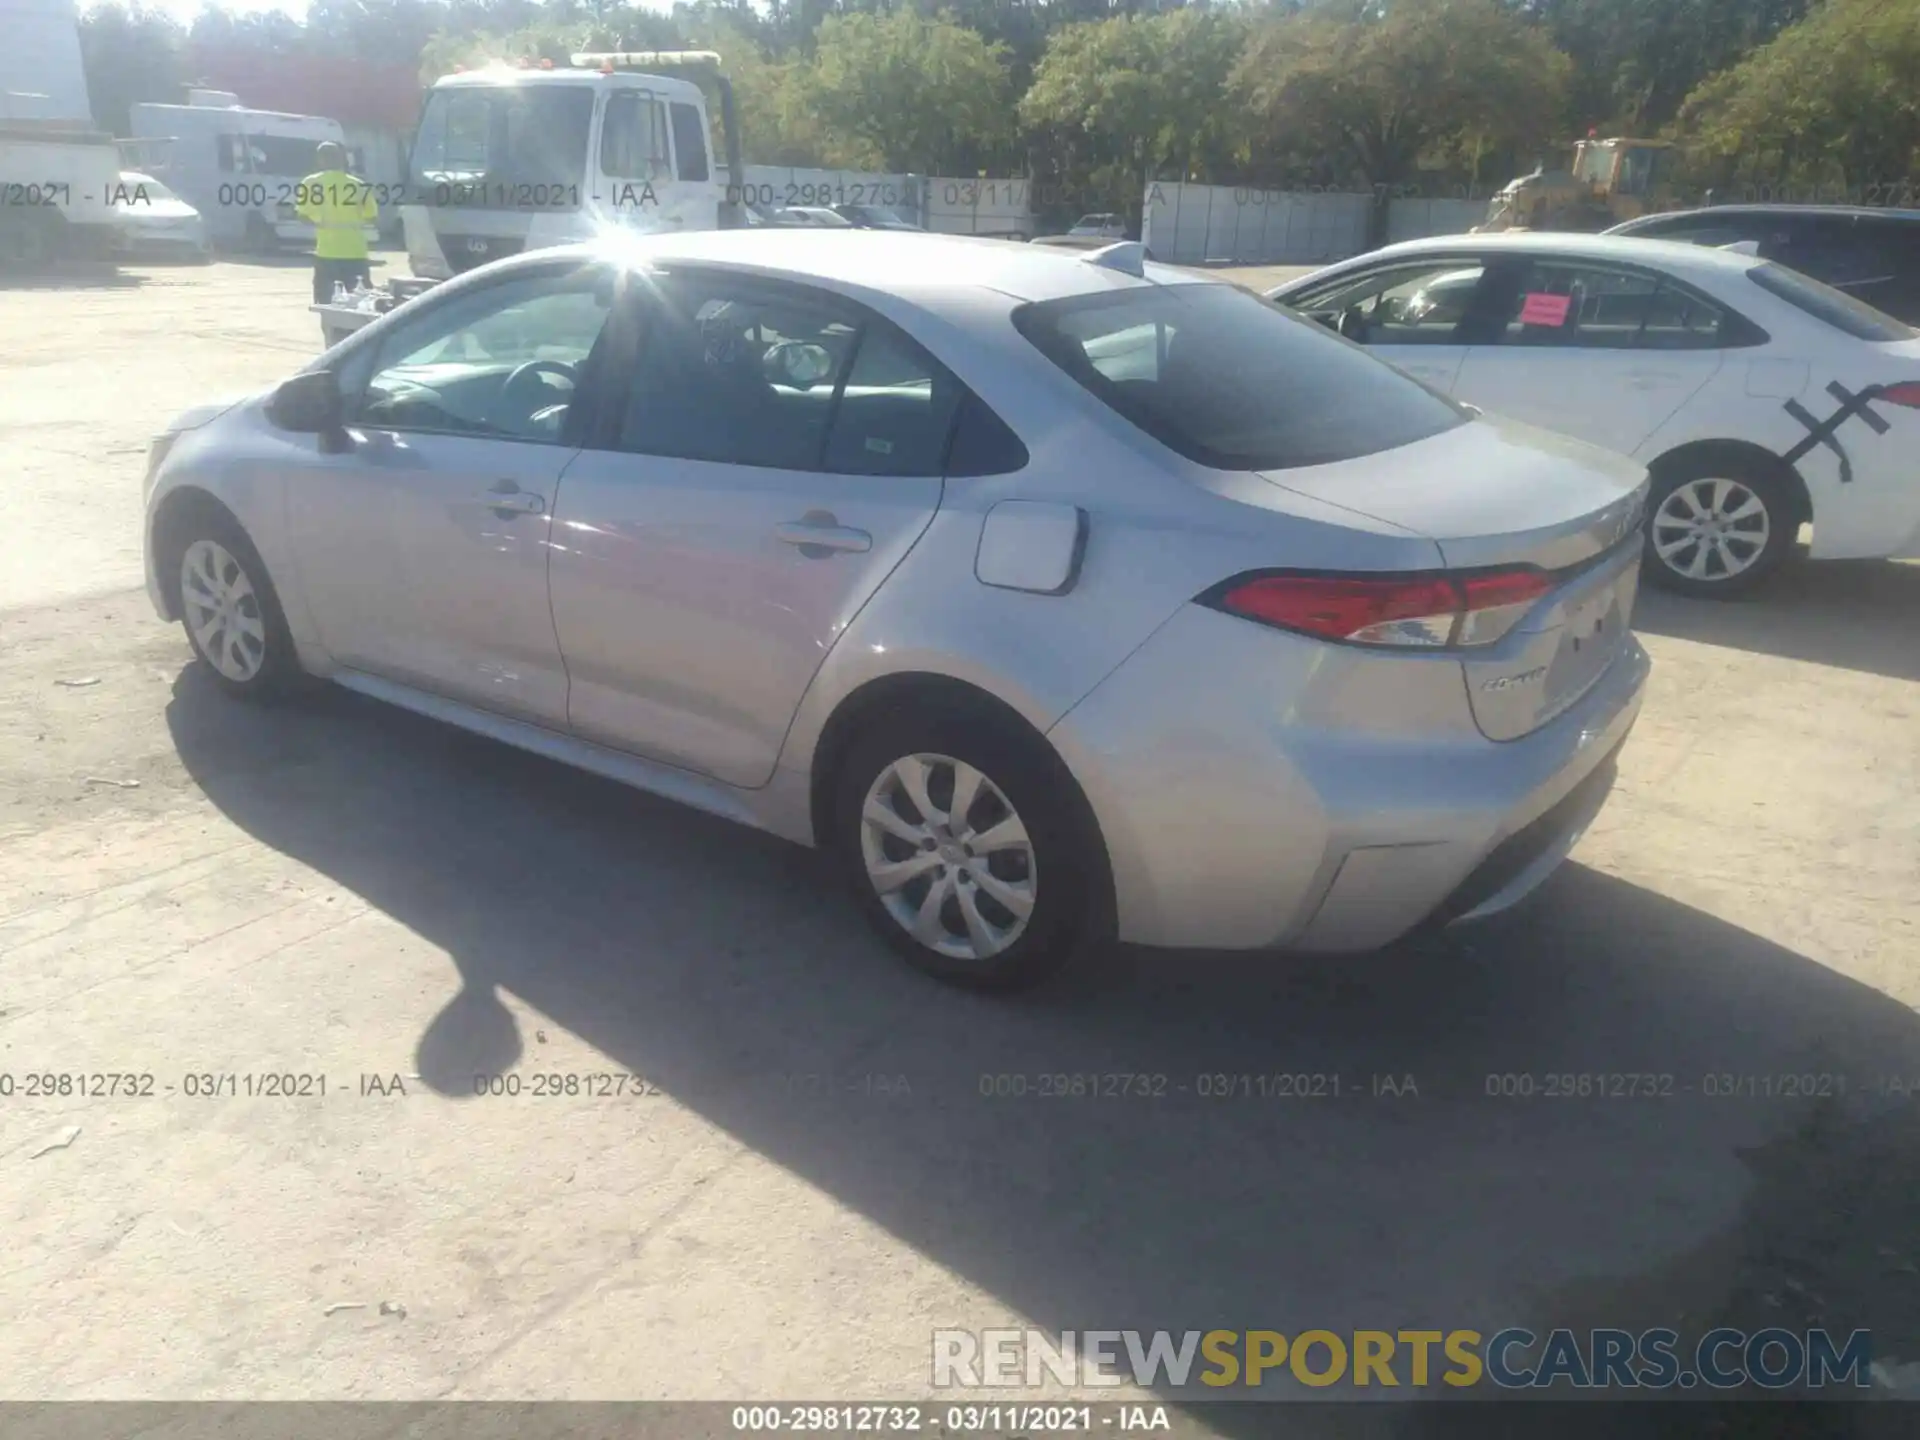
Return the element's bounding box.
[1047,603,1650,953]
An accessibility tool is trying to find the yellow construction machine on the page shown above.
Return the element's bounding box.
[1475,137,1679,232]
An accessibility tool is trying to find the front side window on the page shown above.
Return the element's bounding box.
[1283,260,1491,346]
[348,265,615,444]
[602,92,671,181]
[1017,282,1468,472]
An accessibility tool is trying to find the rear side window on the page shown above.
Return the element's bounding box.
[668,101,709,183]
[1748,263,1917,342]
[822,326,962,478]
[945,393,1028,476]
[1014,284,1466,471]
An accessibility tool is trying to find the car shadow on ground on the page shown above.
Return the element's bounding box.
[164,671,1920,1431]
[1633,558,1920,683]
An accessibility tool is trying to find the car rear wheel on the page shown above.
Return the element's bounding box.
[1643,462,1796,598]
[172,515,304,701]
[832,705,1099,991]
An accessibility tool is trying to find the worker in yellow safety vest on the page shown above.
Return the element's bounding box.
[297,141,379,310]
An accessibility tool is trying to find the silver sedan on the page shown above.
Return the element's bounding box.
[142,232,1650,990]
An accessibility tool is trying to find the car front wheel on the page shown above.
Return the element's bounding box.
[1643,463,1796,598]
[171,514,304,700]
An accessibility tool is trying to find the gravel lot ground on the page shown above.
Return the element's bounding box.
[1,256,1917,1419]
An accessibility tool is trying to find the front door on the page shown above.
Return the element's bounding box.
[547,270,957,787]
[285,261,618,725]
[1450,257,1724,454]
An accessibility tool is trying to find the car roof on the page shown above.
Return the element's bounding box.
[428,67,706,103]
[516,229,1216,304]
[1610,204,1920,229]
[1273,231,1764,291]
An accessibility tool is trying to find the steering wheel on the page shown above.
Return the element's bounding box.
[496,360,578,421]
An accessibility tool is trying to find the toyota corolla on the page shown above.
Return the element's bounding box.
[143,231,1649,990]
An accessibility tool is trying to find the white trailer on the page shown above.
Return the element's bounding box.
[1,0,124,270]
[129,96,378,253]
[398,52,745,281]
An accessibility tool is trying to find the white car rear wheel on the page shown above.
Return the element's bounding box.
[1643,463,1796,599]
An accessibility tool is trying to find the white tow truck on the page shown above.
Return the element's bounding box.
[317,50,745,345]
[1,0,124,271]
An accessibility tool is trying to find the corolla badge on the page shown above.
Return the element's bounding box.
[1482,665,1548,693]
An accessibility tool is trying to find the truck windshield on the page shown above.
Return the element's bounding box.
[409,85,593,195]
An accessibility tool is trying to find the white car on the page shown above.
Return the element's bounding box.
[1068,214,1128,240]
[109,171,210,261]
[1271,233,1920,596]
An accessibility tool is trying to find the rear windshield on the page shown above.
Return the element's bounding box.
[1748,262,1917,342]
[1013,283,1467,471]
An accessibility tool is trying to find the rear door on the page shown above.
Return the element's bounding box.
[1278,257,1495,394]
[1450,257,1724,454]
[546,270,958,787]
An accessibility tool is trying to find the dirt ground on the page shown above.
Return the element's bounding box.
[1,256,1918,1417]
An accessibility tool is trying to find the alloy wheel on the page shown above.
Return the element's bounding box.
[858,753,1038,961]
[181,538,269,683]
[1651,477,1771,583]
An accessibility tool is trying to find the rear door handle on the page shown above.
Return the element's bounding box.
[775,518,872,554]
[482,480,546,515]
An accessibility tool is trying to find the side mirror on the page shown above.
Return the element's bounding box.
[269,369,348,451]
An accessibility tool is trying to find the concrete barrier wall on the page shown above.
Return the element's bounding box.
[924,177,1033,239]
[735,166,924,225]
[1384,197,1485,245]
[1142,184,1491,266]
[1143,184,1372,266]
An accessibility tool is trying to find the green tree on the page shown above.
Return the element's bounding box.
[1230,0,1570,193]
[1680,0,1920,194]
[78,4,189,134]
[1020,9,1249,225]
[795,11,1014,173]
[1526,0,1811,135]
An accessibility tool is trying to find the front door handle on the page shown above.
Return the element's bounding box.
[482,480,546,516]
[775,515,872,554]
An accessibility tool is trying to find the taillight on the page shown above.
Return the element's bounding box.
[1203,568,1552,649]
[1879,380,1920,409]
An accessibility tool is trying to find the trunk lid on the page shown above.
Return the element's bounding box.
[1257,414,1650,740]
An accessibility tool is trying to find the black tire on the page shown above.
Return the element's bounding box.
[1642,457,1799,599]
[830,698,1104,992]
[165,507,305,702]
[244,214,275,255]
